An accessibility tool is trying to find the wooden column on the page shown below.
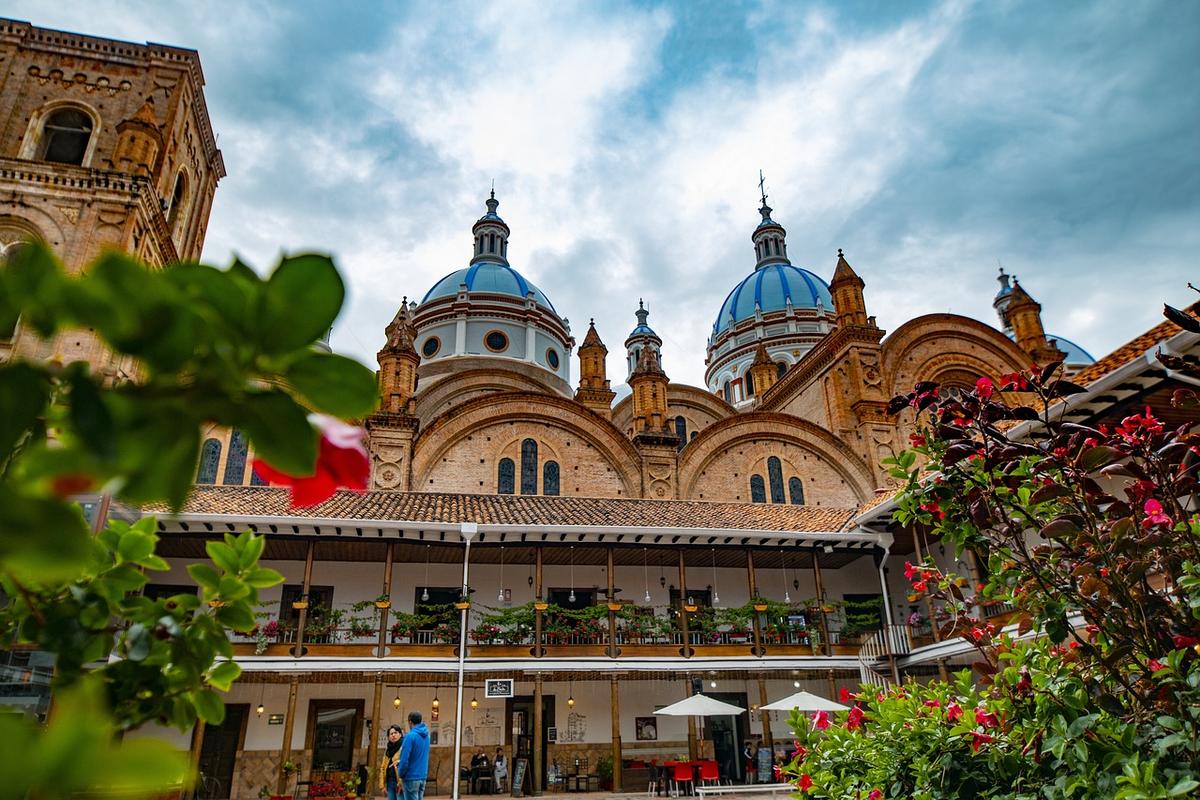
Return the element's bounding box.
[610,676,623,791]
[677,550,691,657]
[747,550,763,656]
[376,542,395,657]
[684,681,698,760]
[811,551,832,656]
[368,673,384,787]
[293,541,316,658]
[277,675,300,794]
[826,669,837,701]
[756,678,773,752]
[606,546,619,658]
[912,534,941,642]
[188,721,206,799]
[532,674,544,796]
[533,546,544,657]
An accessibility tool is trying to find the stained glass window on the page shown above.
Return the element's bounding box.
[520,438,538,495]
[251,464,268,486]
[498,458,515,494]
[197,438,221,484]
[749,475,766,503]
[789,477,805,505]
[675,416,687,450]
[767,456,785,503]
[543,461,560,496]
[223,430,248,485]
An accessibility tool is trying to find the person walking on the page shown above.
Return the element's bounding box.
[396,710,431,800]
[379,725,404,800]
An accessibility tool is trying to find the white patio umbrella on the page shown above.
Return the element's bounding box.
[761,691,848,712]
[654,694,747,716]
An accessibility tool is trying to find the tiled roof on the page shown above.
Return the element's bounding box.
[150,487,858,532]
[1072,303,1197,386]
[848,489,901,523]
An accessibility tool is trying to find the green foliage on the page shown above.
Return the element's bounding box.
[0,245,376,796]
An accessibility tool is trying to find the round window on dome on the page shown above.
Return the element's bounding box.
[421,336,441,358]
[484,329,509,353]
[546,348,560,370]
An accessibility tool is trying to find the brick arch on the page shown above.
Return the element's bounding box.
[882,314,1030,398]
[414,367,564,429]
[677,412,876,504]
[412,392,642,496]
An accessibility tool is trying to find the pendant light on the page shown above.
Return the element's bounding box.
[659,553,666,589]
[567,678,575,708]
[497,546,506,603]
[394,692,402,709]
[256,683,265,716]
[470,690,479,710]
[781,550,791,604]
[711,548,721,607]
[421,544,431,602]
[643,547,652,604]
[568,545,576,604]
[432,690,440,709]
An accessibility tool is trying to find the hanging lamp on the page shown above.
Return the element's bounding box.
[567,678,575,708]
[256,683,265,716]
[498,546,506,603]
[471,690,479,710]
[568,545,576,604]
[711,548,721,606]
[781,550,791,604]
[643,547,652,604]
[422,544,431,602]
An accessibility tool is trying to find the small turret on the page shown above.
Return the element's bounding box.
[830,249,871,328]
[575,319,616,418]
[629,346,672,437]
[377,298,420,414]
[1003,279,1065,365]
[624,299,663,380]
[470,187,511,265]
[112,97,162,177]
[750,171,789,270]
[747,341,779,400]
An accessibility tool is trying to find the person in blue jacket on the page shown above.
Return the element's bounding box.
[395,710,430,800]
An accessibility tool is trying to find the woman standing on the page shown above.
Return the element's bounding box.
[379,725,404,800]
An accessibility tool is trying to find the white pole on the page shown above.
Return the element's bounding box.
[452,522,478,800]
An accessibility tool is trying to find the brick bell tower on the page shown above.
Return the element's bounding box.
[367,299,421,491]
[0,19,224,376]
[575,319,616,419]
[1002,278,1066,366]
[629,343,679,498]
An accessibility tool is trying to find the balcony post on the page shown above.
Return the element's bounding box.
[747,550,763,656]
[293,540,315,657]
[368,672,384,785]
[532,673,544,795]
[677,550,691,657]
[610,676,623,791]
[811,550,832,655]
[607,546,619,658]
[376,542,394,657]
[756,677,773,753]
[188,720,206,795]
[534,546,544,657]
[277,675,300,795]
[684,680,698,761]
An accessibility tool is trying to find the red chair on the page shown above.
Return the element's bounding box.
[698,761,720,786]
[671,763,695,797]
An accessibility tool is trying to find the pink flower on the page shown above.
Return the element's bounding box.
[868,791,883,800]
[909,433,926,447]
[1147,659,1164,673]
[974,707,998,729]
[1142,499,1172,528]
[946,702,963,722]
[847,705,865,730]
[253,414,370,508]
[971,731,995,753]
[1173,634,1200,649]
[811,710,831,731]
[923,699,941,708]
[975,376,994,399]
[797,774,812,792]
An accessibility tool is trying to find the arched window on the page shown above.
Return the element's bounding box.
[38,108,93,165]
[223,430,248,485]
[674,416,687,450]
[489,233,496,253]
[167,171,188,230]
[789,477,805,505]
[520,438,538,495]
[723,382,732,403]
[767,456,785,504]
[543,461,560,496]
[745,372,756,397]
[777,361,787,379]
[498,458,515,494]
[196,438,221,484]
[749,475,766,503]
[250,465,268,486]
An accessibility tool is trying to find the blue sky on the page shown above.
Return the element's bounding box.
[13,0,1199,388]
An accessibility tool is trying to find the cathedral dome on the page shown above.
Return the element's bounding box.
[421,262,556,312]
[712,263,833,334]
[1047,334,1095,365]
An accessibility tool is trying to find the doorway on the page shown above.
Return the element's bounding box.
[508,694,555,791]
[306,699,364,775]
[703,692,748,782]
[196,703,248,799]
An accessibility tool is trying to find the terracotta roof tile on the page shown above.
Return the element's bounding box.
[150,487,857,532]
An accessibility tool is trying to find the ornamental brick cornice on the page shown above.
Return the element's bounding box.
[366,411,420,433]
[758,324,884,411]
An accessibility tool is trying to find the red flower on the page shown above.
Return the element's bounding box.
[1099,567,1109,577]
[1147,659,1164,673]
[847,705,865,730]
[797,774,812,792]
[909,433,927,447]
[811,710,831,731]
[974,707,998,729]
[919,501,945,521]
[904,562,917,580]
[912,580,928,593]
[975,376,994,399]
[50,473,94,497]
[1142,499,1172,528]
[998,372,1029,391]
[253,414,370,508]
[971,731,995,753]
[868,791,883,800]
[924,699,941,708]
[1172,634,1200,649]
[839,687,854,703]
[946,702,963,722]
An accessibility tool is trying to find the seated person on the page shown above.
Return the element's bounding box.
[470,748,491,792]
[493,748,508,791]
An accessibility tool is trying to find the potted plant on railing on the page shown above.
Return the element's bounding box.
[470,622,501,644]
[255,619,282,654]
[433,622,460,644]
[374,594,391,610]
[389,611,427,643]
[348,615,375,638]
[454,594,471,610]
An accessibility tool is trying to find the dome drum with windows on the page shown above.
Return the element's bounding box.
[409,191,575,397]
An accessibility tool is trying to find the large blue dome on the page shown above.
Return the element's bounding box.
[713,264,833,334]
[421,261,556,312]
[1047,333,1094,364]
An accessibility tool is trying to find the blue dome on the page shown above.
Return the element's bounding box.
[628,323,657,337]
[713,264,833,333]
[421,261,556,312]
[1047,334,1095,364]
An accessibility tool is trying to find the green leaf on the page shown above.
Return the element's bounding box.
[207,660,242,692]
[257,253,344,353]
[0,362,50,459]
[117,529,156,564]
[187,563,221,592]
[215,603,255,631]
[0,484,92,581]
[206,541,240,575]
[239,531,265,569]
[191,688,226,725]
[285,351,378,418]
[238,389,317,477]
[245,567,285,588]
[5,241,65,337]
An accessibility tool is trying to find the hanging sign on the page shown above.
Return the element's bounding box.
[486,678,514,698]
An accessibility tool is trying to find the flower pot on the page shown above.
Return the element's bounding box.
[607,602,623,611]
[291,600,308,610]
[454,601,471,610]
[683,604,698,613]
[533,601,549,611]
[753,604,769,612]
[207,600,225,608]
[374,600,391,609]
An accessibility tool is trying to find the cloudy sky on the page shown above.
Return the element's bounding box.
[15,0,1199,388]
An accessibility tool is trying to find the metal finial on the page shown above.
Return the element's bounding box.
[490,179,495,200]
[638,298,644,310]
[837,248,844,258]
[758,170,768,207]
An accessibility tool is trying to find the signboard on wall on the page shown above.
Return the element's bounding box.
[485,678,514,698]
[268,714,284,725]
